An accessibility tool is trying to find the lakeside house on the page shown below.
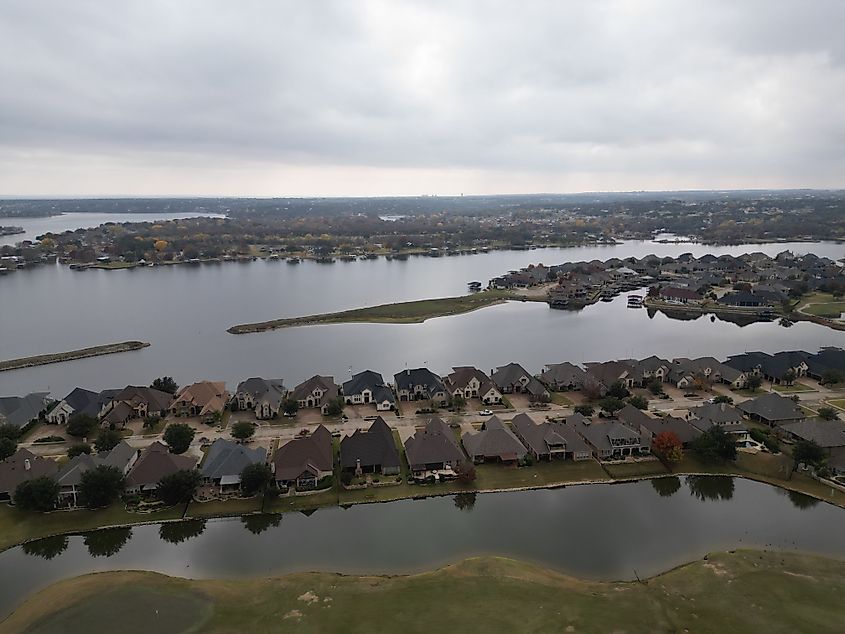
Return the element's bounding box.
[233,377,287,419]
[491,363,550,400]
[200,438,266,492]
[444,366,503,405]
[124,441,197,494]
[461,416,528,464]
[100,386,173,427]
[778,419,845,474]
[55,441,138,507]
[686,403,751,445]
[669,357,747,389]
[738,393,806,427]
[538,362,590,391]
[569,417,649,460]
[273,425,334,491]
[0,393,52,430]
[510,413,592,461]
[342,370,396,411]
[170,381,229,422]
[725,351,809,385]
[658,287,703,304]
[46,387,119,425]
[393,368,450,406]
[404,417,466,478]
[617,404,701,447]
[0,448,59,502]
[291,375,340,415]
[340,417,401,476]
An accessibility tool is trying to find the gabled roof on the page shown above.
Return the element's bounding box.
[340,417,401,470]
[201,438,266,480]
[688,402,745,425]
[291,375,339,403]
[0,448,58,496]
[404,417,465,469]
[111,386,173,412]
[394,368,446,395]
[539,362,588,386]
[172,381,229,415]
[274,425,334,481]
[0,393,51,428]
[236,377,286,397]
[778,419,845,448]
[125,441,196,488]
[461,416,527,461]
[62,387,106,417]
[492,363,533,389]
[343,370,387,396]
[739,392,806,422]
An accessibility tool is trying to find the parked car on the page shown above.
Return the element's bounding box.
[479,409,493,416]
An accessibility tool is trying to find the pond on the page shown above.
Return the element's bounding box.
[2,477,844,619]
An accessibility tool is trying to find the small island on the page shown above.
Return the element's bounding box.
[0,341,150,372]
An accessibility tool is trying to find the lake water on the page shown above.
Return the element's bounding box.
[1,240,844,397]
[1,478,844,618]
[0,211,224,246]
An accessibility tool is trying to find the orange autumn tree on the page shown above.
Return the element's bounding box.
[652,431,683,466]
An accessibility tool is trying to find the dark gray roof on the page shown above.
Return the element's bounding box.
[273,425,333,481]
[511,413,590,456]
[539,362,588,387]
[636,414,701,445]
[739,392,805,422]
[688,402,745,425]
[393,368,446,395]
[404,417,465,469]
[343,370,388,396]
[201,438,266,480]
[340,417,401,470]
[778,419,845,448]
[461,416,527,461]
[291,375,339,403]
[236,377,286,399]
[571,419,645,453]
[0,448,58,496]
[491,363,533,389]
[0,392,51,428]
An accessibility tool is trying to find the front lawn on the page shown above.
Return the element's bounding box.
[772,382,815,393]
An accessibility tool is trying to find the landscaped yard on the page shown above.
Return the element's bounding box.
[549,392,573,406]
[602,460,670,479]
[9,551,845,633]
[772,382,816,393]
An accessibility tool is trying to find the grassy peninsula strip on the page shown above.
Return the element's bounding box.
[227,290,526,333]
[0,341,150,372]
[7,551,845,633]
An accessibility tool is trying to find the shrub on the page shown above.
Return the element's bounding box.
[14,477,59,512]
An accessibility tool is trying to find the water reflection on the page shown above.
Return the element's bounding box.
[685,475,735,501]
[21,535,68,561]
[159,520,207,544]
[83,527,132,557]
[453,492,477,512]
[778,488,821,510]
[241,514,282,535]
[650,476,682,497]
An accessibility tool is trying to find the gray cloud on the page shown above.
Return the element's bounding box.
[0,0,843,196]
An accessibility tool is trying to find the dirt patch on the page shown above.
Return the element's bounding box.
[297,591,320,604]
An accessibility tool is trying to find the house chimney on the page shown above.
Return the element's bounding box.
[24,459,31,471]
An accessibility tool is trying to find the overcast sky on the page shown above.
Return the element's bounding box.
[1,1,843,197]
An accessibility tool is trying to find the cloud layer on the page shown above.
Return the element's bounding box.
[1,0,843,196]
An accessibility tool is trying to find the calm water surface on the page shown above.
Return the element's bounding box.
[1,241,844,396]
[1,478,843,617]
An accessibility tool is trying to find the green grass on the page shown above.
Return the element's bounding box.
[8,551,845,633]
[227,290,519,333]
[772,383,815,393]
[602,460,670,479]
[186,497,263,518]
[0,503,187,553]
[549,392,573,406]
[802,301,845,318]
[827,399,845,410]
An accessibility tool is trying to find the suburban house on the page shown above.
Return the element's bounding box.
[617,404,700,446]
[510,413,592,461]
[570,418,649,459]
[393,368,450,406]
[777,419,845,463]
[669,357,747,389]
[291,375,340,415]
[444,366,503,405]
[273,425,334,491]
[725,351,809,384]
[233,377,287,419]
[100,386,173,427]
[404,417,466,478]
[491,363,550,400]
[738,392,806,427]
[538,362,589,391]
[584,360,638,389]
[686,402,751,444]
[342,370,396,411]
[0,448,59,502]
[340,417,401,475]
[658,287,703,304]
[170,381,229,422]
[46,387,119,425]
[461,416,528,464]
[200,438,266,492]
[56,441,138,507]
[0,392,52,430]
[124,441,197,494]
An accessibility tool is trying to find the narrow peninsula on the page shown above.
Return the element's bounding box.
[227,290,530,334]
[0,341,150,372]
